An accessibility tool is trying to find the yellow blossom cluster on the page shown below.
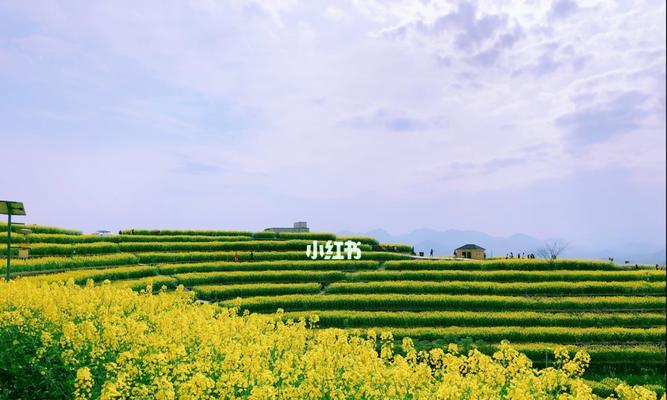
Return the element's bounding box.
[0,279,663,400]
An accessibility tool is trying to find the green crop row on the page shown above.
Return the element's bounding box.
[112,276,179,292]
[26,265,351,285]
[351,326,666,344]
[1,242,119,257]
[346,270,666,283]
[20,260,378,282]
[379,244,413,253]
[4,254,140,274]
[194,283,321,300]
[283,310,666,329]
[57,268,660,288]
[35,265,159,284]
[336,236,380,246]
[0,223,81,235]
[276,232,337,241]
[119,229,253,236]
[173,270,346,286]
[405,341,666,370]
[221,294,666,313]
[384,259,616,271]
[1,240,374,257]
[158,260,380,275]
[251,232,278,239]
[136,251,410,264]
[585,380,664,398]
[118,240,366,253]
[8,234,254,244]
[167,269,666,287]
[326,280,667,296]
[514,343,667,367]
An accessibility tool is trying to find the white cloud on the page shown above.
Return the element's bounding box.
[0,0,664,242]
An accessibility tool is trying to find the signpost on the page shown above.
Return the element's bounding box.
[0,201,26,281]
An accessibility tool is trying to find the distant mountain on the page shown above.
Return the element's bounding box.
[338,228,666,264]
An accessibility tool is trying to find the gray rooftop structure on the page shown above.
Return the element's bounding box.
[265,221,310,233]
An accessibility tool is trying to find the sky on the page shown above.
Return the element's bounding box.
[0,0,665,249]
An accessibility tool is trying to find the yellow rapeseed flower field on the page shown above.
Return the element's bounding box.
[0,279,663,400]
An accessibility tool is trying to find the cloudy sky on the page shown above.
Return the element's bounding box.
[1,0,665,248]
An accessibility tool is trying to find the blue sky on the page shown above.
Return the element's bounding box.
[1,0,665,249]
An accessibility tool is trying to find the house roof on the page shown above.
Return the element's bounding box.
[456,244,485,250]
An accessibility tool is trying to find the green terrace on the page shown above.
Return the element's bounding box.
[3,224,666,385]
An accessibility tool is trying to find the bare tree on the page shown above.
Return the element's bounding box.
[536,240,569,266]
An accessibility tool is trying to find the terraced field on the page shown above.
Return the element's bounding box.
[3,223,666,396]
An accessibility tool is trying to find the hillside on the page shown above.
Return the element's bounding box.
[2,223,666,396]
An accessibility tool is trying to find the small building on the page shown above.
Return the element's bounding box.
[455,244,486,260]
[265,221,310,233]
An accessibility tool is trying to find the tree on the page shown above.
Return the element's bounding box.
[536,240,569,266]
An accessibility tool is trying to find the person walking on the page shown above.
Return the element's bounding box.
[430,248,434,257]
